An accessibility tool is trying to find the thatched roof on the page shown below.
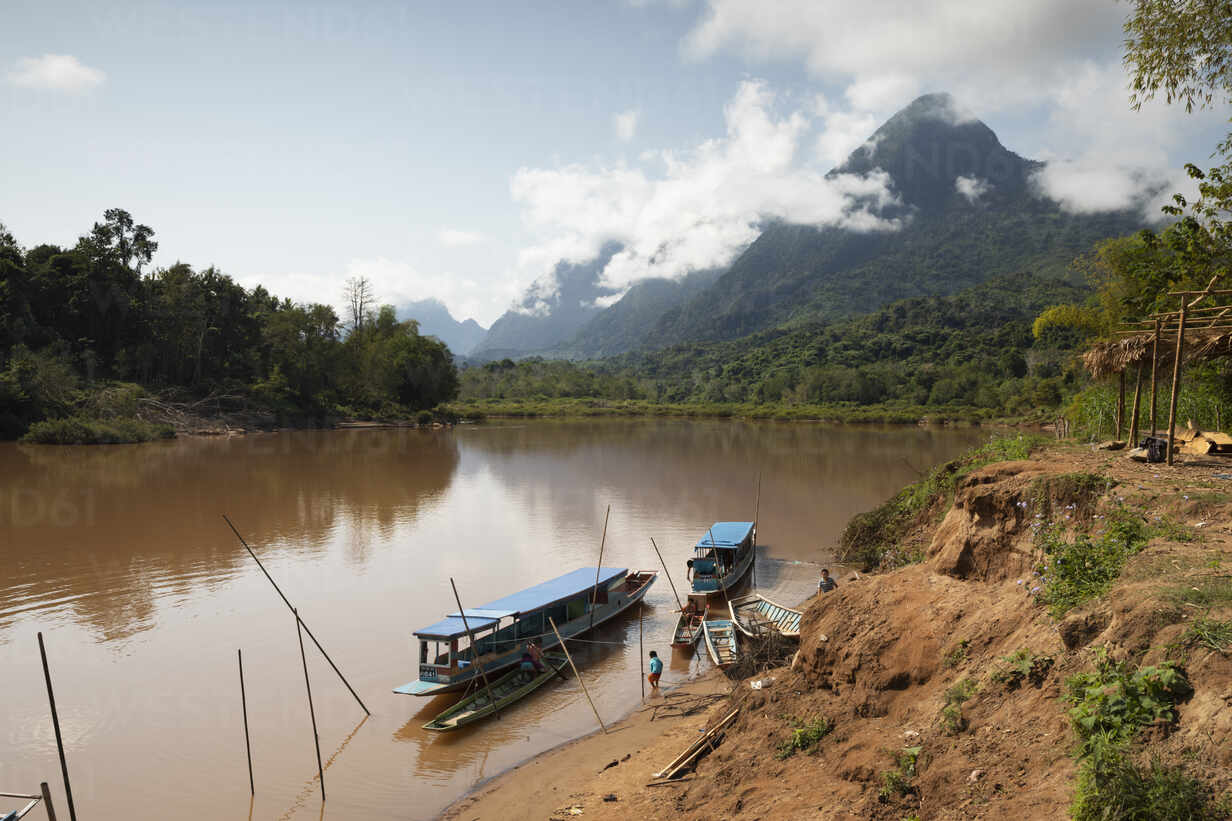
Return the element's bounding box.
[1083,329,1232,378]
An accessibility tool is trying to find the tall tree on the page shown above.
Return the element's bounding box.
[343,275,375,333]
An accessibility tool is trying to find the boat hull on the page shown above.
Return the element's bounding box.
[690,538,756,597]
[671,610,705,649]
[397,570,658,696]
[728,593,803,639]
[422,653,568,731]
[702,619,739,669]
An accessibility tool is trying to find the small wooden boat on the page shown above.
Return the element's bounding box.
[728,593,803,639]
[422,653,568,731]
[671,606,707,650]
[689,522,756,598]
[702,619,739,669]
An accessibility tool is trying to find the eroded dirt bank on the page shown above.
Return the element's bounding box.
[446,443,1232,820]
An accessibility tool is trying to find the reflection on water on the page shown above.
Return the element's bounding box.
[0,420,983,819]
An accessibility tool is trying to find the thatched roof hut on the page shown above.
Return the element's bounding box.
[1083,329,1232,377]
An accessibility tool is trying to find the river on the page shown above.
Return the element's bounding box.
[0,419,985,819]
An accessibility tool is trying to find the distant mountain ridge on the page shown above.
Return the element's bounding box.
[467,92,1145,361]
[397,298,487,356]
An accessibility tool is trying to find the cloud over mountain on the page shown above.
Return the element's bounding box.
[7,54,105,92]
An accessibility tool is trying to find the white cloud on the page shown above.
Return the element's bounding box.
[510,80,900,299]
[7,54,105,92]
[614,109,640,142]
[954,175,989,203]
[438,228,486,247]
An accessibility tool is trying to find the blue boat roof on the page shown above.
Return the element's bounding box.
[696,522,755,550]
[414,566,627,638]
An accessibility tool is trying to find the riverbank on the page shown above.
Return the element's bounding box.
[446,440,1232,820]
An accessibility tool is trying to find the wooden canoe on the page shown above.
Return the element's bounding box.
[671,602,707,649]
[422,653,567,731]
[728,593,803,639]
[702,619,739,669]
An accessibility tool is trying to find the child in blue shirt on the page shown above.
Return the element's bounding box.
[647,650,663,689]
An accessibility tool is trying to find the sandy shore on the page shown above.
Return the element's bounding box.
[441,669,734,821]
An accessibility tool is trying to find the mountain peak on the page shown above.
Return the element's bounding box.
[834,92,1037,210]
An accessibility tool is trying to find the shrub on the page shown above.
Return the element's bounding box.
[416,410,434,425]
[1183,617,1232,654]
[879,746,922,801]
[1072,748,1227,821]
[940,678,978,735]
[989,648,1054,690]
[1065,651,1192,757]
[775,716,833,759]
[20,416,175,444]
[1036,506,1156,616]
[942,638,970,669]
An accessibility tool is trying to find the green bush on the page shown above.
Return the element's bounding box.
[415,410,434,425]
[775,716,833,759]
[1036,507,1157,616]
[940,678,978,735]
[20,416,175,444]
[1065,651,1191,757]
[879,746,922,801]
[1072,748,1227,821]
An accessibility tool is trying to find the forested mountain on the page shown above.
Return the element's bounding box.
[397,298,487,355]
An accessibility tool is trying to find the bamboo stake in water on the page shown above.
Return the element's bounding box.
[295,609,326,802]
[548,617,606,733]
[649,538,692,643]
[40,782,57,821]
[590,505,611,629]
[223,515,370,715]
[752,473,762,590]
[639,601,645,702]
[37,633,76,821]
[238,649,254,795]
[450,578,501,721]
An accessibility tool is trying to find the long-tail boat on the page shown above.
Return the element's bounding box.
[671,597,708,650]
[422,652,568,731]
[689,522,756,598]
[702,618,739,670]
[728,593,803,639]
[395,567,657,697]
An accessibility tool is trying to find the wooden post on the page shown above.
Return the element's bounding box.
[223,515,370,715]
[639,602,645,702]
[37,633,76,821]
[449,578,501,721]
[752,474,761,591]
[238,649,254,795]
[40,782,57,821]
[295,609,326,802]
[1166,301,1188,466]
[1128,363,1143,448]
[548,617,606,733]
[1116,370,1125,440]
[1150,318,1160,436]
[648,538,685,612]
[590,505,611,629]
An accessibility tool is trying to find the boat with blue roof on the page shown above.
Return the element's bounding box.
[395,566,657,697]
[689,521,756,598]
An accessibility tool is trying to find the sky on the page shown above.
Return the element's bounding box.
[2,0,1229,327]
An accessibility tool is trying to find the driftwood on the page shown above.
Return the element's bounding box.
[652,708,740,779]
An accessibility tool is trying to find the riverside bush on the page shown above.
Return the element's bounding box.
[21,416,175,444]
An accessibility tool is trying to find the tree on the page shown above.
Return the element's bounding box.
[343,276,375,333]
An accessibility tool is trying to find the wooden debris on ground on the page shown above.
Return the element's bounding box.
[651,707,740,781]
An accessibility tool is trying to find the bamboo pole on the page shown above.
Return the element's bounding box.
[1129,363,1143,447]
[1116,370,1125,440]
[449,578,502,721]
[752,474,761,591]
[1150,319,1160,436]
[1166,301,1188,466]
[238,649,254,795]
[295,609,325,802]
[37,633,76,821]
[40,782,57,821]
[222,515,370,715]
[639,602,645,702]
[590,505,611,629]
[648,538,693,644]
[548,617,606,733]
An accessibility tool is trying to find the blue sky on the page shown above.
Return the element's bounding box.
[3,0,1229,325]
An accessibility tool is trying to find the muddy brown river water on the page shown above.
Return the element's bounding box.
[0,419,986,819]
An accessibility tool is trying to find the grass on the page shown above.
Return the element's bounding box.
[1072,749,1229,821]
[839,433,1048,571]
[940,678,978,735]
[989,648,1055,690]
[1182,617,1232,654]
[775,716,833,759]
[1166,577,1232,609]
[20,415,175,444]
[878,746,922,801]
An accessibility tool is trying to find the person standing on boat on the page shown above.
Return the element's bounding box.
[817,568,838,593]
[647,650,663,690]
[527,639,545,673]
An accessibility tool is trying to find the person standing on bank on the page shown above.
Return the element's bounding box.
[817,568,838,593]
[647,650,663,690]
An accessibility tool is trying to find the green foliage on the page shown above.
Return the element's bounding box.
[775,716,833,759]
[1072,747,1227,821]
[879,746,922,801]
[942,639,970,669]
[940,678,978,735]
[1065,651,1192,757]
[989,648,1055,690]
[1182,617,1232,654]
[839,433,1047,570]
[1035,506,1168,616]
[20,415,174,444]
[1032,304,1104,344]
